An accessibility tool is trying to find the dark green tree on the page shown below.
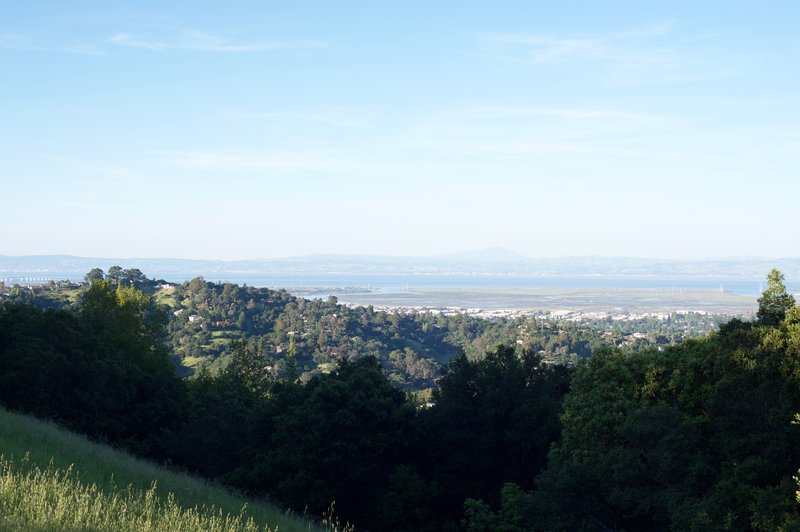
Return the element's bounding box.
[0,282,184,458]
[417,346,572,530]
[285,335,298,382]
[169,343,270,479]
[106,265,123,283]
[758,268,795,325]
[83,268,105,283]
[225,341,272,397]
[512,321,800,531]
[246,356,415,529]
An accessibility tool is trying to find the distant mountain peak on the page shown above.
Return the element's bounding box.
[439,247,530,263]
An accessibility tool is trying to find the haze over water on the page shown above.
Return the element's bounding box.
[2,270,792,299]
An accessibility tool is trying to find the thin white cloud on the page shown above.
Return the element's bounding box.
[481,34,603,63]
[157,150,364,174]
[439,106,673,126]
[0,32,103,55]
[1,28,324,55]
[475,22,744,86]
[476,22,681,64]
[397,105,680,156]
[108,30,326,52]
[219,109,376,128]
[157,105,685,181]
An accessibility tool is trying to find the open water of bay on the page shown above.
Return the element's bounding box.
[2,271,795,298]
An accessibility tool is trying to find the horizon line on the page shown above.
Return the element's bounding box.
[1,251,798,263]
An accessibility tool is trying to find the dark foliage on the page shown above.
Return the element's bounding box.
[415,346,572,530]
[0,281,184,457]
[466,316,800,530]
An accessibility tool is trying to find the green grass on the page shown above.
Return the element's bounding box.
[0,407,324,532]
[401,338,433,356]
[211,339,234,349]
[154,288,176,307]
[182,355,212,368]
[38,291,77,307]
[0,457,267,531]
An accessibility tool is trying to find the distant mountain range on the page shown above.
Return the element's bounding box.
[1,248,798,280]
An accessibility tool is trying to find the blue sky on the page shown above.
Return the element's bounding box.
[2,1,799,260]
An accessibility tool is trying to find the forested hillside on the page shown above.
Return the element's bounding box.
[155,275,734,388]
[2,270,798,530]
[1,267,730,391]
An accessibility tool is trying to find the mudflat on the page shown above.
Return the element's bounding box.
[335,287,757,315]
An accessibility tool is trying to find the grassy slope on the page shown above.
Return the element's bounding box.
[0,407,320,531]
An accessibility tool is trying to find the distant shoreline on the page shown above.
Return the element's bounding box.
[0,270,771,315]
[0,271,781,297]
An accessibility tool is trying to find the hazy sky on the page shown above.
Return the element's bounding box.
[2,2,799,260]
